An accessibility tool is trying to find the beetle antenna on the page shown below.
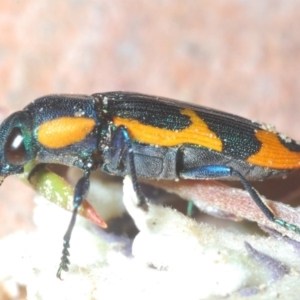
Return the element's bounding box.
[56,170,90,279]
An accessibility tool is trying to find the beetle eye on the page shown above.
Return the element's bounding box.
[4,127,28,165]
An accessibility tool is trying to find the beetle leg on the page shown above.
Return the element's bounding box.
[181,165,300,234]
[111,126,148,210]
[108,125,127,171]
[56,170,90,279]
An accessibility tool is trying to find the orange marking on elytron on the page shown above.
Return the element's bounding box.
[247,130,300,169]
[113,108,222,151]
[38,117,95,148]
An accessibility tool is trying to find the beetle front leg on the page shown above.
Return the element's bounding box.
[109,126,148,210]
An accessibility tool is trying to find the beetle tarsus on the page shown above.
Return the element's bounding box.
[274,218,300,234]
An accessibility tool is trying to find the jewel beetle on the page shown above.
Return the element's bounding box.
[0,91,300,278]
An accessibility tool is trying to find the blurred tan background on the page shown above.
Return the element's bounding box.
[0,0,300,244]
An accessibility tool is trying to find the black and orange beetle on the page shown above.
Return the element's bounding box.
[0,91,299,278]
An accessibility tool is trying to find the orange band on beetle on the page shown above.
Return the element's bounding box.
[113,108,223,151]
[37,117,96,149]
[247,130,300,169]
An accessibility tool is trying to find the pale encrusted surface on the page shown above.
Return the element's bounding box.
[0,176,300,300]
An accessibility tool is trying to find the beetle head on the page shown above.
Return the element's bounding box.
[0,110,36,180]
